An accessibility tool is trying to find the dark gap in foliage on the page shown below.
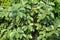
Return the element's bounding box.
[0,0,2,5]
[31,13,38,40]
[31,25,38,40]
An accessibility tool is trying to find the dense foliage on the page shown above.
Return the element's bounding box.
[0,0,60,40]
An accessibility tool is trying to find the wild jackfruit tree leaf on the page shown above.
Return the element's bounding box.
[0,0,60,40]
